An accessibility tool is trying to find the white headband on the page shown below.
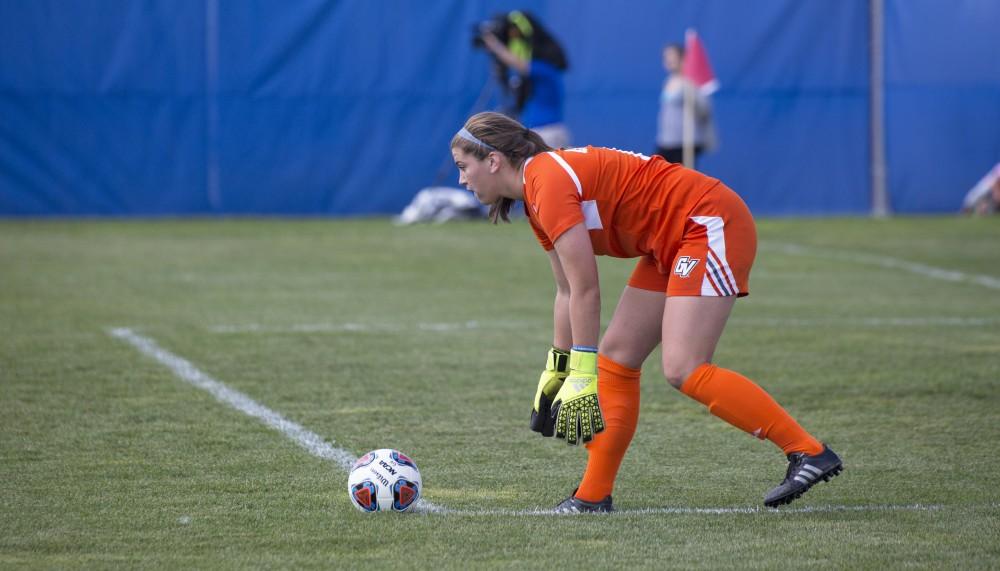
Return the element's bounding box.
[456,127,497,151]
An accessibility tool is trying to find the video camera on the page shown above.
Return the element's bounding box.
[471,15,508,49]
[470,12,568,71]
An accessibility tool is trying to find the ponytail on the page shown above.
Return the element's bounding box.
[489,197,515,224]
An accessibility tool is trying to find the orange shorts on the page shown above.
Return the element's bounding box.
[627,184,757,297]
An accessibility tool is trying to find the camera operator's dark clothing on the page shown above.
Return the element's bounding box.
[516,60,564,129]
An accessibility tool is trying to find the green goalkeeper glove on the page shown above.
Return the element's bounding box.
[551,349,605,445]
[530,347,570,437]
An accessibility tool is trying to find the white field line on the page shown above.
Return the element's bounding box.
[765,242,1000,291]
[208,316,999,336]
[208,320,529,334]
[730,316,1000,327]
[450,503,948,517]
[108,327,990,518]
[107,327,447,513]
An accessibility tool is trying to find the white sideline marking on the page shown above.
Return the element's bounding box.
[450,503,947,517]
[731,316,1000,327]
[208,320,528,334]
[766,242,1000,291]
[107,328,987,519]
[210,316,999,335]
[108,327,446,514]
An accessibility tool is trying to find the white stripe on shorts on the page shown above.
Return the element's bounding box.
[705,254,734,296]
[708,248,738,293]
[691,215,739,297]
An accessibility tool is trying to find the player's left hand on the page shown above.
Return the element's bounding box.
[551,349,605,445]
[530,347,570,437]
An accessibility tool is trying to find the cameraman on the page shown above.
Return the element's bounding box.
[475,11,571,148]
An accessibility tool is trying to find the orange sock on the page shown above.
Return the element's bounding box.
[575,354,641,502]
[679,364,823,456]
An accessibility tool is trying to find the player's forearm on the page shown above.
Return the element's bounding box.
[568,286,601,349]
[552,289,572,350]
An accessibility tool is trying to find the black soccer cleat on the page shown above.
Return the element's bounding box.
[764,444,843,508]
[553,490,614,514]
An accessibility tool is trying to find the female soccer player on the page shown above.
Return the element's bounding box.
[450,111,842,512]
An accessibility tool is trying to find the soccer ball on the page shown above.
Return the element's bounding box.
[347,449,422,513]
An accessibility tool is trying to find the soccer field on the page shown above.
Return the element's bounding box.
[2,216,999,568]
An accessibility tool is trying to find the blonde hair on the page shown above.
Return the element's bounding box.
[450,112,553,223]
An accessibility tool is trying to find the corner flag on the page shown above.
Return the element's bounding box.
[683,29,718,95]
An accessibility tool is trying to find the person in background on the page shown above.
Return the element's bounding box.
[655,43,716,167]
[476,11,571,149]
[961,161,1000,215]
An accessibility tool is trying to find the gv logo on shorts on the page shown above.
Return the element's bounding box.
[673,256,700,278]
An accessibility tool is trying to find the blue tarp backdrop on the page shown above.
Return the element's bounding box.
[1,0,998,216]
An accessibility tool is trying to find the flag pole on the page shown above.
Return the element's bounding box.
[870,0,890,216]
[682,28,696,168]
[682,81,695,168]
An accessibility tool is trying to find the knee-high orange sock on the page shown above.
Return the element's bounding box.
[575,354,641,502]
[680,364,823,456]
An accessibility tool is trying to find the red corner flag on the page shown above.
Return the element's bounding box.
[683,28,719,95]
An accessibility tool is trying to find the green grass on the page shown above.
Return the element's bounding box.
[2,216,999,569]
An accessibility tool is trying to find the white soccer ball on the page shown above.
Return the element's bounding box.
[347,449,422,513]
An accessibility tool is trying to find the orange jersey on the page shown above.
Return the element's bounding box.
[523,146,719,269]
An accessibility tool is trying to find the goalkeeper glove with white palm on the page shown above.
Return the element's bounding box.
[551,348,605,445]
[530,347,570,437]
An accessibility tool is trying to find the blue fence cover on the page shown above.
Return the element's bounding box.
[1,0,998,216]
[884,0,1000,213]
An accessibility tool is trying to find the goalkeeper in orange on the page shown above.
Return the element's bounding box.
[450,111,843,512]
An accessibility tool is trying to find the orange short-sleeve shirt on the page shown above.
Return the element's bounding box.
[523,146,720,271]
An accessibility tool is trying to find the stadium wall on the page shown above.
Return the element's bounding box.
[1,0,998,216]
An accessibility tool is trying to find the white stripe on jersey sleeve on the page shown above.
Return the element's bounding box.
[546,152,582,196]
[546,151,602,230]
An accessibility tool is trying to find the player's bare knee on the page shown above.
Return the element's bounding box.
[662,361,696,389]
[663,373,686,389]
[598,339,643,370]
